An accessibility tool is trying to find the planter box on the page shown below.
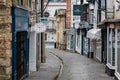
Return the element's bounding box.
[0,7,11,16]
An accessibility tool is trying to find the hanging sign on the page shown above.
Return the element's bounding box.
[73,5,83,16]
[31,23,46,32]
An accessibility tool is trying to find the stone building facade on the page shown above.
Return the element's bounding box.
[0,0,12,79]
[0,0,36,80]
[55,9,66,50]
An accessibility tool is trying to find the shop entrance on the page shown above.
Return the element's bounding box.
[16,31,27,80]
[12,6,29,80]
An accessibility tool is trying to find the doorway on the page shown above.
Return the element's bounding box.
[16,31,27,80]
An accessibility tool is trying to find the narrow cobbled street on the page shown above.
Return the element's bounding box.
[25,48,113,80]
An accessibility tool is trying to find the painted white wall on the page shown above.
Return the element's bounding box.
[114,0,120,19]
[101,11,105,21]
[45,2,66,43]
[46,33,56,42]
[106,0,114,19]
[67,35,71,50]
[96,41,102,62]
[45,3,66,17]
[93,1,98,28]
[29,32,37,72]
[106,0,114,9]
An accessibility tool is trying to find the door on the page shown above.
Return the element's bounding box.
[16,31,27,80]
[102,29,107,63]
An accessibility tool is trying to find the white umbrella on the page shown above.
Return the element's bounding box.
[87,28,101,39]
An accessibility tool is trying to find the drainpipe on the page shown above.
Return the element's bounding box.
[105,0,107,19]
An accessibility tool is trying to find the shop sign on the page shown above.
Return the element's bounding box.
[31,22,46,32]
[44,12,49,17]
[39,17,48,22]
[14,7,29,31]
[73,5,83,16]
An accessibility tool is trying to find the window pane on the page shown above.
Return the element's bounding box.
[28,0,31,8]
[117,29,120,73]
[101,0,105,10]
[46,0,66,2]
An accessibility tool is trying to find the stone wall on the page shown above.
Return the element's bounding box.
[0,0,12,80]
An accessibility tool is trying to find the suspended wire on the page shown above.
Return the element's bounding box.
[37,0,51,14]
[43,0,51,12]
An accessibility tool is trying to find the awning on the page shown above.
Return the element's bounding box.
[87,28,101,39]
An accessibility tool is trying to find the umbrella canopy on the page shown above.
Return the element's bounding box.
[87,28,101,39]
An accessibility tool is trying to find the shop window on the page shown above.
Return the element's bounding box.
[45,0,66,2]
[81,0,83,4]
[18,0,23,5]
[28,0,31,8]
[108,28,115,66]
[117,29,120,73]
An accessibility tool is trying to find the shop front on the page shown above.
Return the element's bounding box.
[81,28,88,55]
[98,21,119,76]
[97,23,108,63]
[80,21,92,56]
[83,36,90,57]
[114,24,120,80]
[12,6,29,80]
[106,24,115,76]
[100,21,120,79]
[103,22,120,77]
